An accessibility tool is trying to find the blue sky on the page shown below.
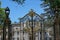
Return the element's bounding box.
[1,0,44,23]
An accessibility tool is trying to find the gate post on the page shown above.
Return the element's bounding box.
[3,7,12,40]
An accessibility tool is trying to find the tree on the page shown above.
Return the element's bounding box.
[41,0,60,18]
[41,0,60,40]
[0,1,1,8]
[11,0,25,5]
[0,1,6,29]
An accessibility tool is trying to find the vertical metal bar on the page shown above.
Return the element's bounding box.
[41,19,44,40]
[20,19,21,40]
[40,32,41,40]
[34,20,35,40]
[38,32,39,40]
[39,21,41,40]
[53,23,56,40]
[28,20,32,40]
[23,22,24,40]
[41,22,42,40]
[31,16,33,40]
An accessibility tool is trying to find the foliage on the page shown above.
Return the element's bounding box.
[41,0,60,17]
[40,13,54,28]
[0,1,1,7]
[41,0,60,34]
[0,8,6,29]
[11,0,25,5]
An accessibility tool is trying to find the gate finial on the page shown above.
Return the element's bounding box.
[30,9,33,12]
[29,9,35,17]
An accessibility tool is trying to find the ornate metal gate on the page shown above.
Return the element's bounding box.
[20,10,44,40]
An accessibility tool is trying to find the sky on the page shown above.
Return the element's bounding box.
[1,0,44,23]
